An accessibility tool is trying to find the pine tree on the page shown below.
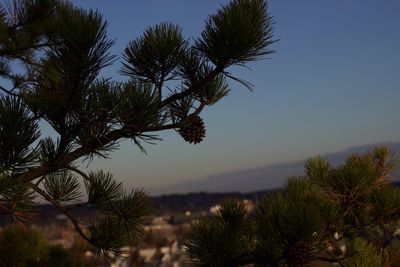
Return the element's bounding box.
[0,0,276,258]
[184,147,400,266]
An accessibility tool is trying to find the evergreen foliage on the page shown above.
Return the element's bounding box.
[0,224,94,267]
[0,0,275,259]
[184,147,400,266]
[0,224,49,267]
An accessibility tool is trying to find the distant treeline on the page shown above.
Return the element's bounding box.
[3,183,400,224]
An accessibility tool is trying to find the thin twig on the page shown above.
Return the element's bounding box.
[28,182,93,244]
[0,85,19,97]
[161,66,222,107]
[65,165,117,211]
[192,101,207,116]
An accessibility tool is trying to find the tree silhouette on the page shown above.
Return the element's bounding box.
[0,0,275,257]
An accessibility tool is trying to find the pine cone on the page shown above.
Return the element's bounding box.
[285,241,314,267]
[178,115,206,144]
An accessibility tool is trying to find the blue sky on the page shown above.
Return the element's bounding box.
[67,0,400,194]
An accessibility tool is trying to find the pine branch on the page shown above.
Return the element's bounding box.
[161,66,223,107]
[12,123,180,184]
[28,182,92,245]
[0,41,51,57]
[0,85,19,97]
[192,101,207,116]
[0,0,277,259]
[66,166,118,210]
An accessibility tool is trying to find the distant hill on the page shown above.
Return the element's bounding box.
[151,142,400,195]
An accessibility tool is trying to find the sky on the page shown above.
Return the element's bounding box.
[62,0,400,194]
